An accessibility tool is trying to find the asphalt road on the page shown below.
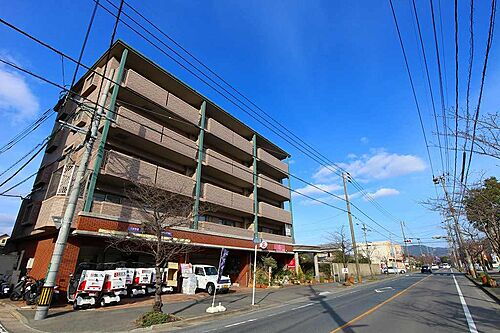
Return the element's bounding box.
[172,270,500,333]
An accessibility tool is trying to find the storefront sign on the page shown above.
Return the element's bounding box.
[273,244,286,252]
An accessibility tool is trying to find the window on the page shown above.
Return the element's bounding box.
[93,191,123,204]
[218,218,236,227]
[195,267,204,276]
[204,267,218,276]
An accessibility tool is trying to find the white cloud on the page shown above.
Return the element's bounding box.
[0,59,39,122]
[366,188,400,200]
[347,153,357,159]
[313,151,426,182]
[293,183,341,198]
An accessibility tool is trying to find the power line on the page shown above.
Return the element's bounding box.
[97,0,408,228]
[0,16,405,241]
[462,0,475,184]
[0,21,406,242]
[452,0,460,205]
[0,108,53,155]
[0,140,49,189]
[411,0,445,174]
[388,0,435,177]
[464,0,497,186]
[429,0,450,178]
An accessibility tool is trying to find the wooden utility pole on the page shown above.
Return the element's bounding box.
[434,175,476,278]
[342,172,361,283]
[400,221,409,269]
[361,223,374,279]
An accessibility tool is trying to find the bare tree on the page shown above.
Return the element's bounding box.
[327,226,352,282]
[107,180,211,313]
[454,111,500,160]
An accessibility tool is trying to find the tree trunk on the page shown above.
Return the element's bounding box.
[153,264,163,313]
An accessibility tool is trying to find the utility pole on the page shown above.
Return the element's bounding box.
[416,238,423,257]
[434,175,476,278]
[35,67,118,320]
[389,239,399,275]
[361,223,374,279]
[342,172,361,283]
[400,221,409,270]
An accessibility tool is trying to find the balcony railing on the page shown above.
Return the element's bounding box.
[202,183,253,214]
[257,174,290,199]
[102,150,194,197]
[204,149,253,184]
[258,202,291,224]
[257,148,288,175]
[206,118,252,155]
[123,69,200,125]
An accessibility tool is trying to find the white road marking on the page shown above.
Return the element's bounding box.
[290,303,314,310]
[374,287,394,293]
[224,318,257,328]
[452,274,478,333]
[0,321,8,333]
[319,291,331,296]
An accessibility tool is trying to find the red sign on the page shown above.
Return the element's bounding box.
[273,244,286,252]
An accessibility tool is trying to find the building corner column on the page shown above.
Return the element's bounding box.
[286,157,295,243]
[83,49,129,212]
[192,101,207,229]
[252,134,259,242]
[294,252,300,274]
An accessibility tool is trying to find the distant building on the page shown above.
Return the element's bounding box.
[0,234,9,247]
[357,240,404,268]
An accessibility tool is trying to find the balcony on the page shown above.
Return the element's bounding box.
[202,183,253,215]
[258,232,293,245]
[122,69,200,126]
[257,174,290,200]
[206,118,252,156]
[160,126,197,160]
[198,221,253,239]
[113,106,162,143]
[35,196,82,229]
[166,93,200,125]
[257,148,288,175]
[204,149,253,185]
[102,150,194,197]
[258,202,291,224]
[123,69,168,107]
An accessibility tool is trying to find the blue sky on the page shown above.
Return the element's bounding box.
[0,1,498,247]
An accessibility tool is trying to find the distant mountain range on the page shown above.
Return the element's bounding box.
[406,245,449,257]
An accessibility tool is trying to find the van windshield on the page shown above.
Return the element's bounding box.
[204,267,218,275]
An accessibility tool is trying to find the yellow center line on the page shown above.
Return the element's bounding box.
[330,275,433,333]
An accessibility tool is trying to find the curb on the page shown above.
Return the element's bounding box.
[464,274,500,305]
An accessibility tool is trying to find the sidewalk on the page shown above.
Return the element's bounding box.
[465,271,500,304]
[2,274,395,332]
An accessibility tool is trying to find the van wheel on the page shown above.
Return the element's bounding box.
[207,283,215,296]
[72,302,79,311]
[100,298,106,307]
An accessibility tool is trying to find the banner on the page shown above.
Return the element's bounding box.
[217,248,229,283]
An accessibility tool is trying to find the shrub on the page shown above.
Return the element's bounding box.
[137,311,180,328]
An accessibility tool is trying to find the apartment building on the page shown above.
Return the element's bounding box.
[8,40,294,289]
[358,241,405,269]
